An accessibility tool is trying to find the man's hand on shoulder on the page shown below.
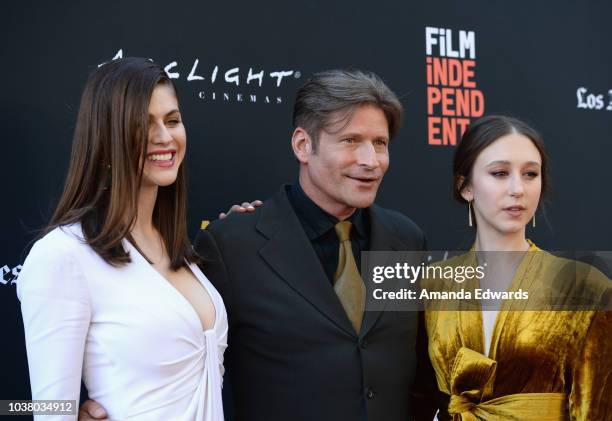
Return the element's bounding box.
[218,200,262,219]
[79,399,109,421]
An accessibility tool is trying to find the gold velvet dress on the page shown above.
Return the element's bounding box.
[424,243,611,420]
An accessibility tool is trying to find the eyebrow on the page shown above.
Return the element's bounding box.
[485,160,541,167]
[337,132,390,141]
[149,109,181,118]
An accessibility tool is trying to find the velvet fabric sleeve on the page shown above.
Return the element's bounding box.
[568,309,612,420]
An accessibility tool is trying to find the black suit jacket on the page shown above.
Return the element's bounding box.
[195,186,435,421]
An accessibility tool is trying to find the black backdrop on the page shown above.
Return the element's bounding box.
[2,0,611,409]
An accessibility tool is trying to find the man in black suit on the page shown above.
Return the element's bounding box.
[79,69,436,421]
[197,70,435,421]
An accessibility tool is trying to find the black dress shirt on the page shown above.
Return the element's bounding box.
[287,182,370,282]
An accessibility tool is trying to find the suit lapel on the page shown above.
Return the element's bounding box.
[360,205,409,337]
[257,187,356,337]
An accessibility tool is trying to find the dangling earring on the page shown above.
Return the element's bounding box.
[532,210,536,228]
[468,201,473,227]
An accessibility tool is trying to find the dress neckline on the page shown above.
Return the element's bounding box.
[123,239,219,334]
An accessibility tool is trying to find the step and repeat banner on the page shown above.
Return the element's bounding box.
[2,0,611,404]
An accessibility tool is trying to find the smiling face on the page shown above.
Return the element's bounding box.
[461,133,542,237]
[293,104,390,219]
[141,83,186,188]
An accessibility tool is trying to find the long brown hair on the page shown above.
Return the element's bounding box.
[46,57,197,269]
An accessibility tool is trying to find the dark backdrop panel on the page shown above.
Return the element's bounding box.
[1,0,610,407]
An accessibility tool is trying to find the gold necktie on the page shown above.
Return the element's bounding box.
[333,221,365,333]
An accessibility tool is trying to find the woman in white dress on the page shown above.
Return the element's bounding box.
[18,57,228,421]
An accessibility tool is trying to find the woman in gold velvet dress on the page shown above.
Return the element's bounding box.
[424,116,611,420]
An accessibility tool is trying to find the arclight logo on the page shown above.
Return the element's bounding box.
[100,49,303,105]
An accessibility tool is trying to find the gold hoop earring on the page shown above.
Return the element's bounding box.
[468,201,473,227]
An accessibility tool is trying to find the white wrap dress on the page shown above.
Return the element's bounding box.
[17,224,228,421]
